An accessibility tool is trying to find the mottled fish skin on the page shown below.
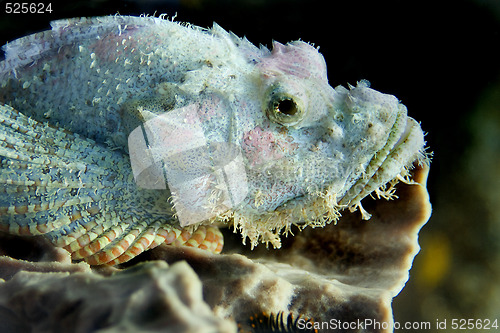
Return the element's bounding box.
[0,15,429,264]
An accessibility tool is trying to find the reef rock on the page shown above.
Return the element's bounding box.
[0,259,236,333]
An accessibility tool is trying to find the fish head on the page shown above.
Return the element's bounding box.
[216,40,427,248]
[130,39,428,248]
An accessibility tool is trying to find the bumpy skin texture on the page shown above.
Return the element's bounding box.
[0,16,428,265]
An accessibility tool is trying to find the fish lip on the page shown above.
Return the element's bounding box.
[337,105,416,208]
[391,116,415,151]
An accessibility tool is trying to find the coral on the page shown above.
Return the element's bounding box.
[0,259,235,333]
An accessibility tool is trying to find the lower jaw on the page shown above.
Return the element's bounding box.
[338,116,426,219]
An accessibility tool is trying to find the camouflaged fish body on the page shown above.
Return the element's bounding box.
[0,16,429,264]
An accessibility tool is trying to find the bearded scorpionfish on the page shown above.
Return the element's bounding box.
[0,15,429,265]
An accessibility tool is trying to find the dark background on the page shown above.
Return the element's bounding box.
[1,0,499,327]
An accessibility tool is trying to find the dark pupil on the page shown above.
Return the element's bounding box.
[275,99,297,116]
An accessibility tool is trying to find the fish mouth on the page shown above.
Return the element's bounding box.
[337,105,426,219]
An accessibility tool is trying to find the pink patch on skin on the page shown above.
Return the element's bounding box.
[258,41,328,82]
[242,125,298,166]
[182,97,222,125]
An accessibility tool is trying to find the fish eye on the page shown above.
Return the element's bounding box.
[265,87,305,126]
[273,98,298,116]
